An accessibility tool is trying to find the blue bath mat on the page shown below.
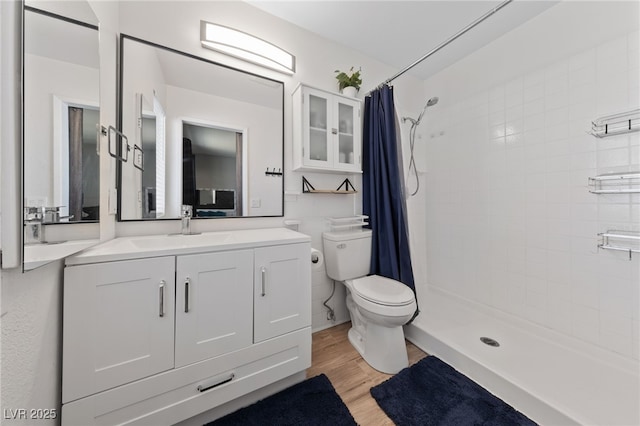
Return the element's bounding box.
[371,356,537,426]
[206,374,356,426]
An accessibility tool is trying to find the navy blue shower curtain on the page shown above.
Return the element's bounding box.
[362,85,416,295]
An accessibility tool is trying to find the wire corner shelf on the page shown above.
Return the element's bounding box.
[326,215,369,231]
[588,171,640,194]
[598,230,640,260]
[588,108,640,138]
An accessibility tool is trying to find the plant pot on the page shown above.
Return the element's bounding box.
[341,86,358,98]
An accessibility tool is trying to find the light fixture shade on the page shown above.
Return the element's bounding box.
[200,21,295,75]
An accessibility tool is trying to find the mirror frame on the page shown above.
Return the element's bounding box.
[116,34,285,222]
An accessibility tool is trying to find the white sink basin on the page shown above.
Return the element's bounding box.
[129,232,232,250]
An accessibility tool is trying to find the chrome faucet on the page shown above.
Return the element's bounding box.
[181,205,192,235]
[24,206,44,244]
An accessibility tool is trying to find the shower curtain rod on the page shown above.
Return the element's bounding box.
[370,0,513,93]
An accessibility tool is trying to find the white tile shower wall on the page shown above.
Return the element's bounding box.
[420,2,639,360]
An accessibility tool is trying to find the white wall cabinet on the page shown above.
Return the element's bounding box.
[61,230,311,425]
[293,84,362,173]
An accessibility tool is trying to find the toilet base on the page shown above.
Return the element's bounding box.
[347,323,409,374]
[346,294,409,374]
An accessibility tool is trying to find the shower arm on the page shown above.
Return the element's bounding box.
[367,0,512,94]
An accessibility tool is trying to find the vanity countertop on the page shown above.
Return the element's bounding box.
[25,239,101,271]
[65,228,310,266]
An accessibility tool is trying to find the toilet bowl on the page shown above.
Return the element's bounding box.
[322,229,417,374]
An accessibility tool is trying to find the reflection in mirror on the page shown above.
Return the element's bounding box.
[22,4,100,270]
[138,93,160,218]
[119,35,284,221]
[183,122,245,217]
[24,8,100,224]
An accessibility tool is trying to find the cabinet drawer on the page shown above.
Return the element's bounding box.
[61,328,311,426]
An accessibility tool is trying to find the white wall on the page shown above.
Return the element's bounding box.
[1,262,64,426]
[0,1,4,417]
[418,1,639,360]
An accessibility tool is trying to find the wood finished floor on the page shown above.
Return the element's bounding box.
[306,322,427,425]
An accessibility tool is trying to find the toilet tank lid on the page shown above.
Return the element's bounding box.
[323,228,372,242]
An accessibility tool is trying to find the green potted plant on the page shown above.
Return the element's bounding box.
[335,66,362,97]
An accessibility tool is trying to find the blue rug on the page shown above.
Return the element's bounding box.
[371,356,537,426]
[206,374,356,426]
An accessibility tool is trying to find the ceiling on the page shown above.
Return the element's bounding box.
[249,0,559,81]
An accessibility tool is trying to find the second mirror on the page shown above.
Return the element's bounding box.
[118,35,284,221]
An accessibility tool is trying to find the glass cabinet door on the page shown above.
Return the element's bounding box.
[337,102,355,167]
[306,92,330,165]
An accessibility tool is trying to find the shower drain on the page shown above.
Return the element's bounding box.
[480,336,500,347]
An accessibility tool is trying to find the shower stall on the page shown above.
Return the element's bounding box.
[394,1,640,425]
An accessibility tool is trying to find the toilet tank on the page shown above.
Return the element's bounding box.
[322,229,372,281]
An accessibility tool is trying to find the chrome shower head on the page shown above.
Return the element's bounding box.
[415,96,439,124]
[403,96,439,126]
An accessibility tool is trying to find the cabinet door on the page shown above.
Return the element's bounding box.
[302,87,333,168]
[254,243,311,343]
[175,250,253,367]
[63,256,175,403]
[333,96,362,172]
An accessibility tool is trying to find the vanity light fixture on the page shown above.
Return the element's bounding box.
[200,21,295,75]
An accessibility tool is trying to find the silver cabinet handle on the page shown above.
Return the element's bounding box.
[159,280,165,317]
[184,278,190,313]
[331,128,338,135]
[261,267,267,297]
[197,373,235,393]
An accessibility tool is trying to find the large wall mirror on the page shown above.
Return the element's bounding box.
[118,35,284,221]
[23,3,100,270]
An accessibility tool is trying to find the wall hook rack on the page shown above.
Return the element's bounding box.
[265,168,283,177]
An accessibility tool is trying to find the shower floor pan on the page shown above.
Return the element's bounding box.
[405,287,639,426]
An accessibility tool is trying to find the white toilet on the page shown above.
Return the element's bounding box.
[322,228,417,374]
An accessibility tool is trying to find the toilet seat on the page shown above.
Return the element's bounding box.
[348,275,415,307]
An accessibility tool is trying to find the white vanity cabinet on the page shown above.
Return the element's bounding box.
[292,84,362,173]
[61,229,311,426]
